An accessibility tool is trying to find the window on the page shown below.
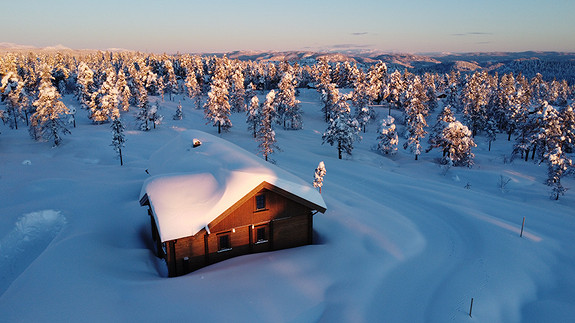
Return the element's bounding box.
[218,234,231,251]
[256,227,267,242]
[255,194,266,211]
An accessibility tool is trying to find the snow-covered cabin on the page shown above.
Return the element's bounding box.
[139,130,327,277]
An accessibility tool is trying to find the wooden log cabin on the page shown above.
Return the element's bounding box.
[139,130,327,277]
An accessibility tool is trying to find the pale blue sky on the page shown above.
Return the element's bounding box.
[3,0,575,53]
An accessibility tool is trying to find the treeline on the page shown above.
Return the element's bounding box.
[0,51,574,199]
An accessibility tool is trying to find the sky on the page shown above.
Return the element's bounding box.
[3,0,575,54]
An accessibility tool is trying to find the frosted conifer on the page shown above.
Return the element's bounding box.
[110,116,126,166]
[204,72,232,133]
[173,101,184,120]
[276,69,302,130]
[322,95,361,159]
[30,65,70,146]
[313,161,326,193]
[377,116,398,155]
[256,90,279,161]
[246,96,261,138]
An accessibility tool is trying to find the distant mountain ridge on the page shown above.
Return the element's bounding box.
[224,50,575,83]
[2,43,574,82]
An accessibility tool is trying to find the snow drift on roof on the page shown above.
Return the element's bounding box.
[140,130,326,242]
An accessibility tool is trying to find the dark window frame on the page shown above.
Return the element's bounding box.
[217,233,231,252]
[255,194,266,211]
[256,227,267,243]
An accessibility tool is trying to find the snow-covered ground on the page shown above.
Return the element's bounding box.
[0,90,574,322]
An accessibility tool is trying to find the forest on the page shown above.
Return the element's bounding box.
[1,51,574,199]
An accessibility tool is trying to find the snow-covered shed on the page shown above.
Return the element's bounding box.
[139,130,326,277]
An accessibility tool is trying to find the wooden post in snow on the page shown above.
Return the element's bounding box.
[520,217,525,238]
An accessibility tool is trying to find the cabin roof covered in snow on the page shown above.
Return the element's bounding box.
[139,130,326,242]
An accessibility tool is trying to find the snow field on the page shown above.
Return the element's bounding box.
[0,89,573,322]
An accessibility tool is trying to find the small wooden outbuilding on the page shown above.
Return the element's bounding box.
[139,130,326,277]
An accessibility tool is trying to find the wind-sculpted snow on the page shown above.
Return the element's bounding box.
[0,89,573,322]
[0,210,66,296]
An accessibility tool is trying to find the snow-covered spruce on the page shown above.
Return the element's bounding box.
[377,115,398,155]
[313,161,326,193]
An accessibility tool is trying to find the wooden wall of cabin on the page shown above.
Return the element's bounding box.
[161,188,316,277]
[210,188,311,233]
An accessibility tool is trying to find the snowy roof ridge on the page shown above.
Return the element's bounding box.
[140,130,326,242]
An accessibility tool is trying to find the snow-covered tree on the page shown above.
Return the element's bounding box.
[163,59,179,101]
[204,72,232,133]
[276,69,302,130]
[185,69,202,109]
[173,101,184,120]
[229,67,246,112]
[366,61,388,105]
[313,161,326,193]
[30,65,70,146]
[90,67,121,123]
[116,69,131,111]
[246,95,261,138]
[403,76,429,160]
[377,115,398,155]
[462,71,491,136]
[1,71,26,129]
[256,90,279,161]
[441,121,476,167]
[322,95,361,159]
[536,104,573,199]
[76,61,94,108]
[320,83,339,123]
[110,116,126,166]
[149,101,163,129]
[427,105,456,156]
[352,70,375,132]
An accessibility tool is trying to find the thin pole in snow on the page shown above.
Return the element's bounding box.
[469,298,474,318]
[520,217,525,238]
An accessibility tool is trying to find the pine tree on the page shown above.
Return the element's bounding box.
[229,67,246,112]
[366,61,388,105]
[110,116,126,166]
[30,65,70,146]
[136,81,151,131]
[377,116,398,155]
[149,101,163,129]
[173,101,184,120]
[116,69,131,111]
[537,104,572,199]
[462,71,491,136]
[403,76,429,160]
[276,69,302,130]
[320,83,339,123]
[441,121,476,167]
[246,95,261,138]
[322,94,361,159]
[257,90,279,161]
[313,161,326,193]
[163,59,179,101]
[88,67,120,123]
[185,69,202,109]
[427,105,456,155]
[204,72,232,134]
[76,61,94,108]
[352,70,375,132]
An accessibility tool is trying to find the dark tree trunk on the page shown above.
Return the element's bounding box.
[415,154,419,161]
[217,121,221,134]
[488,140,492,152]
[531,144,536,160]
[338,141,342,159]
[525,148,530,162]
[119,148,123,166]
